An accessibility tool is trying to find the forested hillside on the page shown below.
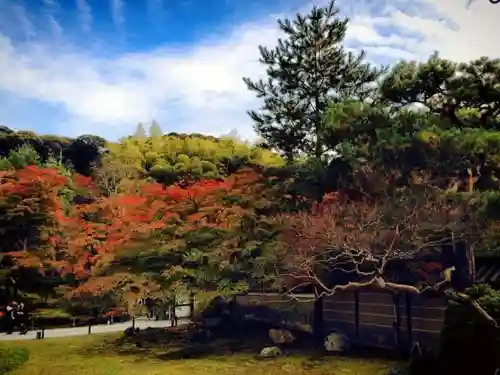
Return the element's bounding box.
[1,0,500,331]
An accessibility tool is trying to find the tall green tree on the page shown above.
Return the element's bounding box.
[133,123,147,139]
[150,121,163,138]
[243,0,382,162]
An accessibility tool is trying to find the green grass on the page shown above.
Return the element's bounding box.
[32,308,72,319]
[2,334,397,375]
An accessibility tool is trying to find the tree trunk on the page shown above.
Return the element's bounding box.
[312,296,324,345]
[453,240,474,291]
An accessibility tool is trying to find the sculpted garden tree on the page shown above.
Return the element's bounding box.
[276,188,470,294]
[244,0,382,162]
[274,184,498,330]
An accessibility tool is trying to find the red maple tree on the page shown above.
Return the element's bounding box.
[275,189,472,297]
[0,166,69,270]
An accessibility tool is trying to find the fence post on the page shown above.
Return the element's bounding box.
[354,291,360,343]
[189,293,195,319]
[88,323,91,334]
[405,292,413,346]
[312,296,324,344]
[170,296,177,327]
[392,293,402,348]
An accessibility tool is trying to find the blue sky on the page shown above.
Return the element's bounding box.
[0,0,498,141]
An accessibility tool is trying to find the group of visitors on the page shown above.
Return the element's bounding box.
[2,301,28,334]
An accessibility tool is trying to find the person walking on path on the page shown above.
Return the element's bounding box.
[0,308,5,332]
[5,301,15,334]
[16,302,28,335]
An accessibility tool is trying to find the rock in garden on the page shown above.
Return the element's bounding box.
[269,328,295,344]
[201,317,222,328]
[187,327,212,342]
[259,346,282,358]
[124,327,135,337]
[324,332,350,352]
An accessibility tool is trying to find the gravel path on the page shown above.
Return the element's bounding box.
[0,319,184,341]
[0,305,192,341]
[0,307,189,341]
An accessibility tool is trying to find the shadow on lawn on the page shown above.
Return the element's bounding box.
[81,320,405,370]
[81,319,323,362]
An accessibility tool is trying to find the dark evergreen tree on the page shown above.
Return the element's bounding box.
[243,0,382,162]
[380,54,500,129]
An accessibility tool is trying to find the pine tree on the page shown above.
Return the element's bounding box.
[133,123,147,139]
[243,0,382,162]
[150,121,163,137]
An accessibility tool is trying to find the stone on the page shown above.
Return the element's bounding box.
[324,332,350,352]
[124,327,135,337]
[196,296,231,322]
[187,327,212,342]
[269,328,295,344]
[259,346,282,358]
[201,317,222,328]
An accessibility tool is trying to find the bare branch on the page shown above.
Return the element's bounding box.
[273,186,477,298]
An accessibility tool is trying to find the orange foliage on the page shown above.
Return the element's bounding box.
[0,166,104,282]
[0,166,69,269]
[60,176,234,280]
[0,166,68,199]
[73,174,94,189]
[61,194,169,277]
[1,165,278,299]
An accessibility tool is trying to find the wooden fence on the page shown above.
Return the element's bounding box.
[236,290,446,351]
[236,293,314,327]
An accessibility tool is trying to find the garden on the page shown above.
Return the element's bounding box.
[0,333,397,375]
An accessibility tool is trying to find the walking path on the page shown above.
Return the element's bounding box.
[0,318,189,341]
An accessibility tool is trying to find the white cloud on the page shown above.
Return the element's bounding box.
[11,3,36,41]
[341,0,500,61]
[110,0,125,30]
[0,0,498,140]
[43,0,63,38]
[76,0,92,33]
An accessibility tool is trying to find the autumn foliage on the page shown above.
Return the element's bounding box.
[0,162,290,306]
[0,161,477,314]
[0,166,69,269]
[275,188,475,297]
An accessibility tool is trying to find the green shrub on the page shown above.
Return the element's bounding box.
[465,283,500,321]
[0,347,30,374]
[437,284,500,375]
